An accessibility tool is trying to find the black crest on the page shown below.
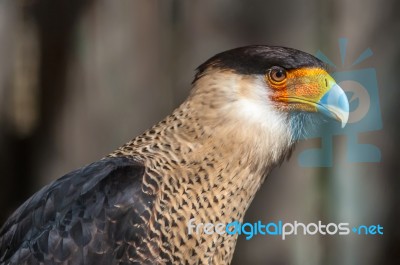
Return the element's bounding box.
[194,45,326,82]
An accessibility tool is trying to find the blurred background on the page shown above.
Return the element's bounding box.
[0,0,399,264]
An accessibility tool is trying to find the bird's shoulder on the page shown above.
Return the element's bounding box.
[0,156,157,264]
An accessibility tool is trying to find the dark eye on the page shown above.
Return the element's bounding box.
[268,67,287,83]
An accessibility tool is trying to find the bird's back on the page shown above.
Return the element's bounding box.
[0,157,157,265]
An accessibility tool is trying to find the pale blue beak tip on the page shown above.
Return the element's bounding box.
[317,84,350,128]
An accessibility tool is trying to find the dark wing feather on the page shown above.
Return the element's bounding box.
[0,157,157,265]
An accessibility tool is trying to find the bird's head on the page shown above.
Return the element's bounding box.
[190,46,349,151]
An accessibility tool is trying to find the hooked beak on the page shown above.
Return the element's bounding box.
[316,81,349,128]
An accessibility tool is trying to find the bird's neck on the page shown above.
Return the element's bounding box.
[111,97,293,223]
[109,76,294,263]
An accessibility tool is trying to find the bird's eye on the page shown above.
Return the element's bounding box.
[268,67,287,84]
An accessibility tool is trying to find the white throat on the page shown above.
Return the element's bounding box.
[190,71,294,166]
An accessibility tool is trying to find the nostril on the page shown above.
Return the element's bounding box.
[325,79,328,88]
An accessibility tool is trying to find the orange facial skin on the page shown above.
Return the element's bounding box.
[267,67,334,112]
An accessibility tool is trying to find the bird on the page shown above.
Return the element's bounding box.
[0,45,349,265]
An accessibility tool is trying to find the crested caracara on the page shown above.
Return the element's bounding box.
[0,46,349,265]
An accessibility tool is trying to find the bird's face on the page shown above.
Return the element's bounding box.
[193,46,349,144]
[266,66,349,128]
